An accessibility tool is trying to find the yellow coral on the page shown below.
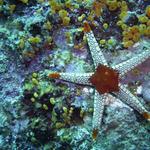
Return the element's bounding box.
[65,0,72,9]
[145,26,150,36]
[138,15,149,23]
[78,14,86,22]
[117,1,121,7]
[0,0,3,5]
[62,16,70,26]
[20,0,28,4]
[59,9,68,18]
[146,5,150,18]
[108,38,115,45]
[132,33,140,42]
[33,92,38,98]
[121,1,128,11]
[63,107,68,113]
[129,25,139,34]
[46,36,53,43]
[121,23,127,30]
[116,20,123,26]
[19,38,25,49]
[103,23,109,29]
[32,78,39,85]
[93,1,103,16]
[119,11,127,21]
[99,39,106,45]
[49,0,62,12]
[123,40,134,48]
[55,122,64,128]
[9,4,16,14]
[43,21,52,30]
[28,36,41,44]
[43,104,48,110]
[122,25,141,48]
[122,31,132,39]
[32,72,38,78]
[50,97,56,105]
[147,20,150,26]
[139,24,147,35]
[31,97,35,102]
[87,11,94,21]
[107,0,118,11]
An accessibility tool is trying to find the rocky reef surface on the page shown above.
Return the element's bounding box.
[0,0,150,149]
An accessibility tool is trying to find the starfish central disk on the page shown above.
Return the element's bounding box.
[89,64,119,94]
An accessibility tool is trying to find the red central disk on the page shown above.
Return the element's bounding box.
[89,64,119,94]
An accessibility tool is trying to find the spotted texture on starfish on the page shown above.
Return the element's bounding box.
[112,49,150,77]
[48,22,150,140]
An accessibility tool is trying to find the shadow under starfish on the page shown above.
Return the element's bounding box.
[48,22,150,140]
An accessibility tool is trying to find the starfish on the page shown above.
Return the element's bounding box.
[48,22,150,139]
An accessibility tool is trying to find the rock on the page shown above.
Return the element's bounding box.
[142,81,150,102]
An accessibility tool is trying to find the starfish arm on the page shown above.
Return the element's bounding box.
[112,49,150,77]
[84,22,108,68]
[92,90,107,139]
[48,72,93,85]
[115,84,149,116]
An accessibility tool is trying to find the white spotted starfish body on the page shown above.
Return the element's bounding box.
[48,22,150,139]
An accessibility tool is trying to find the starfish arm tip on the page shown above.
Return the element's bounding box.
[48,72,60,79]
[143,112,150,121]
[83,21,91,33]
[92,128,99,140]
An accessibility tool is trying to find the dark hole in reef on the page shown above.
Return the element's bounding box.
[31,128,55,146]
[60,142,72,150]
[70,107,84,125]
[30,23,42,36]
[23,90,33,105]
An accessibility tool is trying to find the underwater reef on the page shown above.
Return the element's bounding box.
[0,0,150,149]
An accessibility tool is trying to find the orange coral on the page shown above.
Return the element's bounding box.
[93,1,103,17]
[122,25,141,48]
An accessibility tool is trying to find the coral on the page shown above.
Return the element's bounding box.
[138,15,149,23]
[93,1,103,17]
[103,23,109,30]
[99,39,106,45]
[122,26,141,48]
[19,0,29,4]
[28,36,41,44]
[58,9,68,18]
[0,0,3,5]
[107,0,118,11]
[21,71,86,145]
[146,5,150,18]
[62,16,70,26]
[43,21,52,31]
[9,4,16,14]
